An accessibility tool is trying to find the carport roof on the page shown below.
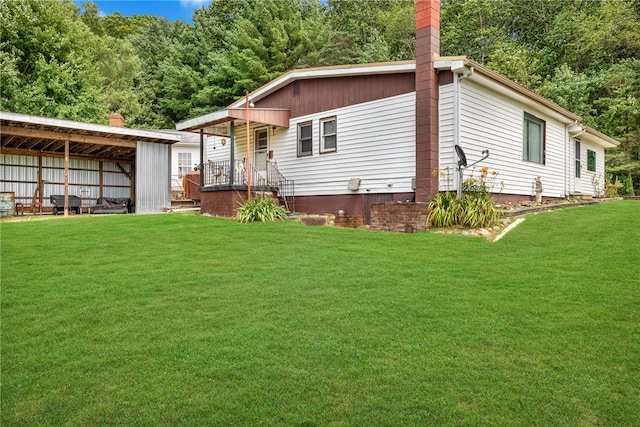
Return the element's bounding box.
[0,111,180,162]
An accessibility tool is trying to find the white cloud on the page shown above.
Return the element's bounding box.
[179,0,211,7]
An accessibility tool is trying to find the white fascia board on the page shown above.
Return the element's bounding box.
[0,111,180,142]
[175,110,230,131]
[435,59,467,73]
[582,127,619,148]
[228,62,416,109]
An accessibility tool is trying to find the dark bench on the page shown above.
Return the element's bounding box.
[50,195,81,215]
[91,197,130,214]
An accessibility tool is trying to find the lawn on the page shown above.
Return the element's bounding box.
[1,201,639,426]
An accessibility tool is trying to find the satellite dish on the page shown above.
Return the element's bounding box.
[454,145,490,200]
[455,145,468,168]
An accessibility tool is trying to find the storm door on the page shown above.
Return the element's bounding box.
[254,128,269,176]
[575,140,582,192]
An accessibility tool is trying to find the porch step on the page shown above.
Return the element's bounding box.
[171,199,200,209]
[570,193,593,200]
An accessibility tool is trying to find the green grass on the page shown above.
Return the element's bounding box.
[1,201,639,426]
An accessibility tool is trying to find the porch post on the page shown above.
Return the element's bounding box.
[245,91,251,200]
[229,121,235,185]
[199,128,204,187]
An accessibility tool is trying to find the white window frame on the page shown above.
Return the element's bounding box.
[297,121,313,157]
[320,116,337,154]
[587,149,596,172]
[178,152,192,177]
[523,113,545,164]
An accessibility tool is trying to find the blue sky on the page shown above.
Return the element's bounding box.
[74,0,213,23]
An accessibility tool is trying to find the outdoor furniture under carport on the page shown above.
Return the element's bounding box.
[91,197,131,214]
[0,111,181,216]
[50,195,81,215]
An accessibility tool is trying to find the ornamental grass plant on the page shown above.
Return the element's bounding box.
[428,167,503,229]
[236,195,287,223]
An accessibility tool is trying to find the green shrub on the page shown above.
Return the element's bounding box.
[236,197,287,223]
[460,195,502,228]
[427,191,462,228]
[604,175,623,198]
[428,167,503,229]
[621,176,635,196]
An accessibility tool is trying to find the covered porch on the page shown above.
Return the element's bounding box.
[176,102,295,215]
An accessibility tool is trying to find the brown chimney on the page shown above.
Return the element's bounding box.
[109,112,125,127]
[415,0,440,202]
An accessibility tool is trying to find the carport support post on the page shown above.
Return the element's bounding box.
[38,155,43,208]
[99,161,104,199]
[64,137,69,217]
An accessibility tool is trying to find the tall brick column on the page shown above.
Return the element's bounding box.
[415,0,440,202]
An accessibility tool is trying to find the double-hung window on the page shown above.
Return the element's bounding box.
[320,116,337,153]
[523,113,545,164]
[178,152,192,177]
[297,121,312,157]
[587,149,596,172]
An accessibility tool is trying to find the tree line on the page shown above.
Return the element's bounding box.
[1,0,638,193]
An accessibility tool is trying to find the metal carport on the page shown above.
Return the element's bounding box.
[1,111,180,215]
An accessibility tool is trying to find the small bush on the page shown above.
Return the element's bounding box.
[428,192,462,228]
[604,175,623,198]
[428,167,503,229]
[236,197,287,223]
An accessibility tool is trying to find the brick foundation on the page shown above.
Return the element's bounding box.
[370,202,430,232]
[200,189,247,217]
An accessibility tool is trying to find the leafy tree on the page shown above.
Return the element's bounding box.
[323,0,414,64]
[128,18,198,128]
[539,65,601,125]
[486,42,543,90]
[378,1,416,61]
[441,0,511,62]
[102,12,156,39]
[79,1,105,37]
[0,0,106,121]
[595,59,640,195]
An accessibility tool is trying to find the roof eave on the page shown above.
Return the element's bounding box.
[228,61,416,109]
[176,108,290,132]
[0,111,180,143]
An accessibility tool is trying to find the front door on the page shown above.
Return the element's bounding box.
[574,140,582,192]
[254,128,268,176]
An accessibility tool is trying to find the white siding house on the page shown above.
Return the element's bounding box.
[177,57,618,218]
[267,93,416,197]
[435,57,618,199]
[169,131,200,194]
[202,93,415,196]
